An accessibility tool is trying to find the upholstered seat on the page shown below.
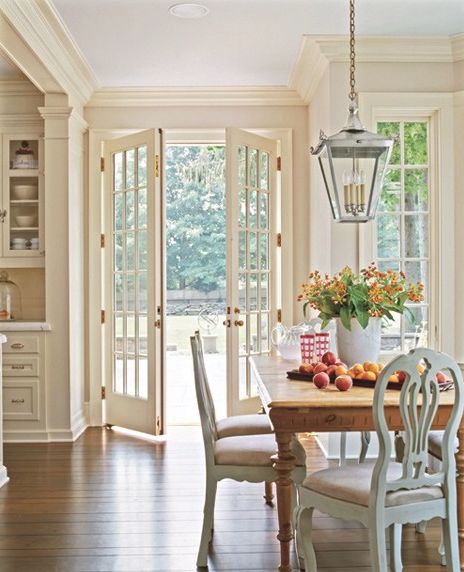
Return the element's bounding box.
[215,433,306,467]
[428,430,458,460]
[303,460,443,508]
[216,414,272,439]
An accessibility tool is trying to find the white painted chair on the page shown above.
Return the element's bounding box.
[191,334,307,568]
[296,348,463,572]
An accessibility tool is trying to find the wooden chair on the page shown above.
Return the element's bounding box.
[296,348,463,572]
[191,334,307,568]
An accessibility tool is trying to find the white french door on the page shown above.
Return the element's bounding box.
[226,128,278,416]
[103,130,164,435]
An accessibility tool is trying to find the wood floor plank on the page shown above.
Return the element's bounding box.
[0,427,446,571]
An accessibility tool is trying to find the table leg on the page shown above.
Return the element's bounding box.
[457,422,464,569]
[272,431,297,572]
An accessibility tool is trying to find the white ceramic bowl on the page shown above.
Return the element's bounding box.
[15,215,36,228]
[13,185,38,200]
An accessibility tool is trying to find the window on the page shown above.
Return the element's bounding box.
[375,120,430,353]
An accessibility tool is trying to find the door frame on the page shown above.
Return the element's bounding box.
[87,127,293,428]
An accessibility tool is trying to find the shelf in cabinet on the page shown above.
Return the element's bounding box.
[10,227,39,232]
[9,169,40,177]
[10,200,39,205]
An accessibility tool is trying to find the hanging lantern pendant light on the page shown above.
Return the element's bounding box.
[311,0,394,223]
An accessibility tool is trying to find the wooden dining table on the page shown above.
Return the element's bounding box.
[251,355,464,572]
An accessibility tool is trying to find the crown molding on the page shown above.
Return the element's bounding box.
[0,0,98,105]
[87,86,305,107]
[0,78,41,96]
[290,35,464,104]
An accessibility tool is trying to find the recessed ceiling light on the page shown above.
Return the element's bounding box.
[169,3,209,19]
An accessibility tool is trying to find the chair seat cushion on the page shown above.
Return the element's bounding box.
[216,414,272,439]
[303,461,443,508]
[428,431,458,460]
[214,433,306,467]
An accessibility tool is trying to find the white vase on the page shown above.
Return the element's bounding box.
[336,318,381,366]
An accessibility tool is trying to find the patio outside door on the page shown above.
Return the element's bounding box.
[103,129,164,435]
[226,128,278,416]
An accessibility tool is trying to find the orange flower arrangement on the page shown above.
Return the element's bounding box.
[298,263,424,330]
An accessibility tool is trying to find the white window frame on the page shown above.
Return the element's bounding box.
[358,93,455,359]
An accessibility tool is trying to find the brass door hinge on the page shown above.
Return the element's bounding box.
[101,386,106,400]
[277,156,282,171]
[156,416,161,433]
[277,309,282,322]
[155,319,161,329]
[155,155,160,177]
[100,157,105,172]
[100,233,105,248]
[276,233,282,247]
[100,309,106,324]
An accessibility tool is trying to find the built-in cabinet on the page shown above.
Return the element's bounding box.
[1,134,44,266]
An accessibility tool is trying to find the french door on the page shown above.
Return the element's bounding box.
[226,129,278,416]
[103,130,164,435]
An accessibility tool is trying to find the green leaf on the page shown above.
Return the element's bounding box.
[356,310,369,329]
[404,306,415,324]
[302,301,309,318]
[340,306,352,331]
[320,317,331,330]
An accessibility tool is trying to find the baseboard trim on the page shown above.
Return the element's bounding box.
[4,412,89,443]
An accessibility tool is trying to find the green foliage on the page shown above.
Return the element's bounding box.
[166,145,226,293]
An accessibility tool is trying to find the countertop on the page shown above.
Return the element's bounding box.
[0,322,51,332]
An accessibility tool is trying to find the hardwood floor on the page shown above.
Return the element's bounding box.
[0,427,445,571]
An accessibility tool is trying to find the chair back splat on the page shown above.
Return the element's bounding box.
[190,335,218,466]
[371,347,464,509]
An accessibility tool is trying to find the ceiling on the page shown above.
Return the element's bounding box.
[51,0,464,88]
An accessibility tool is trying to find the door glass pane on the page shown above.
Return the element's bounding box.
[238,189,246,227]
[115,315,124,353]
[138,146,147,187]
[126,191,135,229]
[126,357,136,396]
[260,192,268,229]
[115,274,124,312]
[114,193,124,230]
[138,272,148,312]
[138,315,148,355]
[114,354,124,393]
[260,152,269,189]
[249,190,258,228]
[250,313,258,353]
[261,312,270,352]
[249,232,257,270]
[238,231,247,270]
[249,148,258,187]
[126,274,136,312]
[138,230,147,270]
[114,152,124,191]
[249,273,258,311]
[126,232,136,270]
[138,189,147,228]
[261,273,269,310]
[114,233,123,271]
[260,233,268,270]
[238,273,247,313]
[238,146,246,186]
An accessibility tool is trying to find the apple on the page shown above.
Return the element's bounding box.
[326,365,338,378]
[335,375,353,392]
[313,372,330,389]
[322,351,337,366]
[436,371,446,384]
[396,371,406,383]
[314,362,328,374]
[299,363,313,374]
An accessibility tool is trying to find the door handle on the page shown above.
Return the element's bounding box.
[223,319,231,328]
[234,320,244,327]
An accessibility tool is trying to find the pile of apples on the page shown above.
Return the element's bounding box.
[390,365,447,384]
[299,351,353,392]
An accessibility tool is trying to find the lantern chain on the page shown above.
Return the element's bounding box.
[349,0,357,102]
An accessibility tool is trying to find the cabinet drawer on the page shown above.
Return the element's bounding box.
[3,336,39,354]
[3,379,39,420]
[3,356,39,377]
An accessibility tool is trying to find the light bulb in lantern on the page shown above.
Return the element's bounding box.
[359,170,366,210]
[342,171,352,210]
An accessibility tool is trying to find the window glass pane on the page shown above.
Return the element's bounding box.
[404,214,428,258]
[404,169,428,212]
[126,232,136,270]
[238,189,246,227]
[138,146,147,187]
[380,315,401,352]
[126,148,135,189]
[377,214,400,258]
[126,191,135,229]
[249,190,258,228]
[260,192,268,229]
[238,273,247,313]
[114,273,124,312]
[114,152,124,191]
[138,189,147,228]
[127,314,136,355]
[249,148,258,187]
[405,306,428,337]
[114,232,123,271]
[238,146,246,186]
[377,122,400,164]
[138,272,148,312]
[249,273,258,311]
[138,230,147,270]
[404,122,427,165]
[238,231,246,271]
[377,260,400,273]
[250,313,259,353]
[114,193,124,230]
[260,273,269,310]
[249,231,257,270]
[261,312,270,351]
[260,152,269,189]
[114,315,124,353]
[260,233,268,270]
[127,274,136,312]
[379,169,400,212]
[405,260,428,298]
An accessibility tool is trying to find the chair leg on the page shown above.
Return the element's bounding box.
[367,519,388,572]
[389,523,403,572]
[196,476,217,568]
[442,510,460,572]
[264,481,274,504]
[297,506,317,572]
[416,520,427,534]
[359,431,371,463]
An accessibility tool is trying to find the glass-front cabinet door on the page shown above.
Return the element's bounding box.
[226,128,278,416]
[2,135,44,259]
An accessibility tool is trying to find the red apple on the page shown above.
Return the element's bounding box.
[436,371,446,384]
[396,371,406,383]
[314,362,328,374]
[322,351,337,366]
[313,372,330,389]
[335,375,353,392]
[299,363,314,374]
